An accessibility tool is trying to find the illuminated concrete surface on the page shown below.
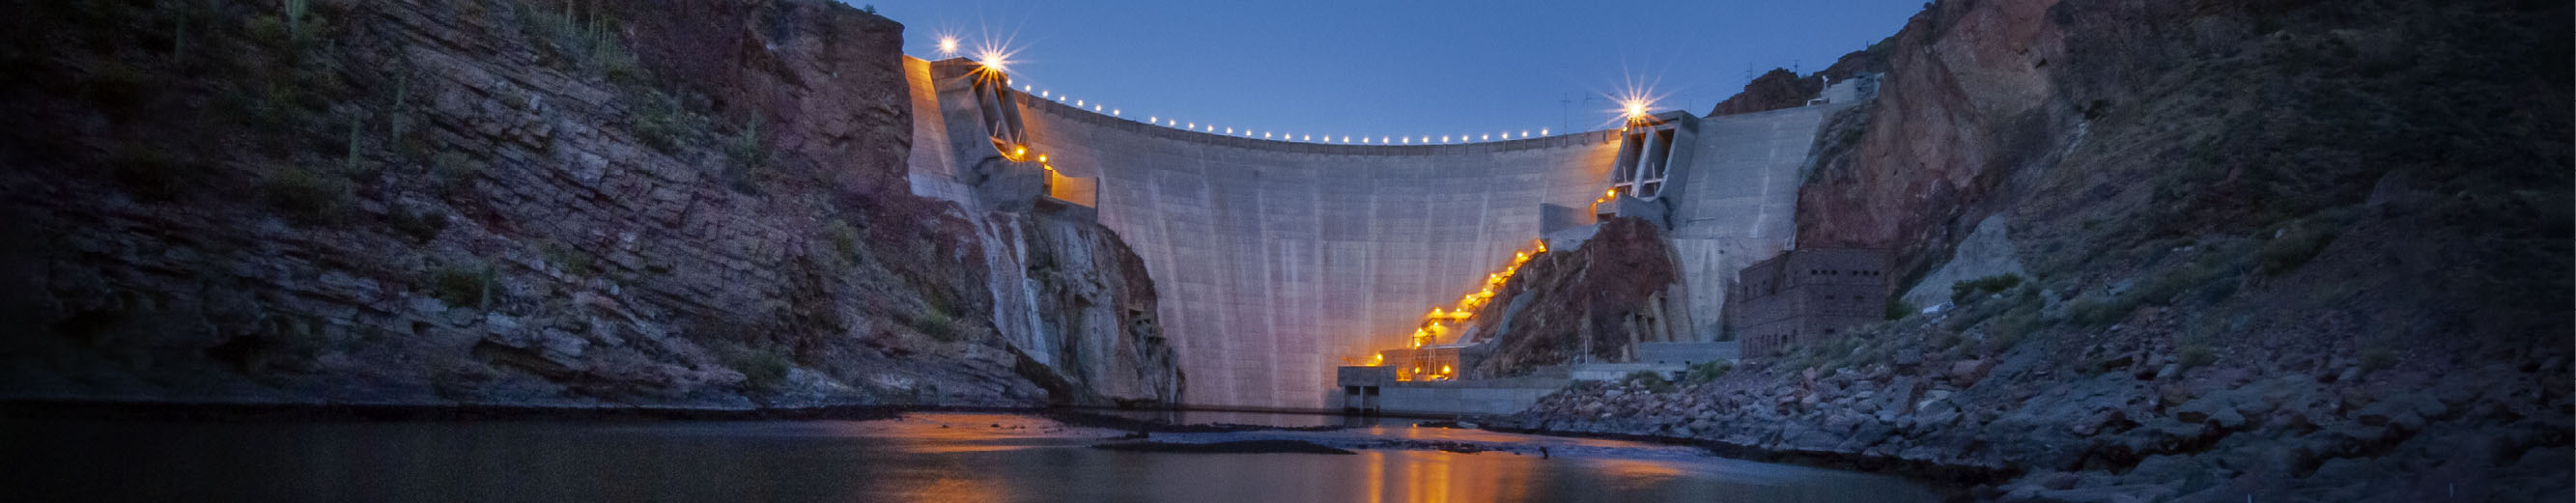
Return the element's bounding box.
[903,57,1844,409]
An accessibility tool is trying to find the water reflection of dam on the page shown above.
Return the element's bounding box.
[905,57,1854,409]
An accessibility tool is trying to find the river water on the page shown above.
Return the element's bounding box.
[2,411,1940,502]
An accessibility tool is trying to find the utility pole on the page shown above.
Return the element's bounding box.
[1560,93,1571,133]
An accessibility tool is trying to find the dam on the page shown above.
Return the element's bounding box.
[903,58,1857,409]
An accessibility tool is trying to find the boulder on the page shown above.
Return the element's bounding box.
[1950,359,1995,385]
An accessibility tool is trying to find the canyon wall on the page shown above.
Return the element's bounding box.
[1513,0,2572,500]
[0,0,1174,408]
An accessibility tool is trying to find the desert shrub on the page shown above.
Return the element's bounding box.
[541,240,593,277]
[2360,346,2398,372]
[719,120,766,192]
[385,204,447,242]
[431,151,482,196]
[825,220,861,262]
[2257,225,2339,275]
[913,308,958,342]
[2135,242,2259,310]
[596,37,642,84]
[629,90,693,153]
[1943,285,2033,332]
[244,14,288,46]
[1789,334,1867,372]
[2065,298,2129,328]
[283,0,311,41]
[1930,331,1967,355]
[1987,303,2043,350]
[1622,371,1676,393]
[516,0,631,75]
[1883,296,1917,321]
[723,348,792,391]
[1950,274,2024,303]
[82,59,152,115]
[2177,345,2217,370]
[427,259,497,309]
[1682,361,1732,384]
[105,145,204,200]
[260,165,352,225]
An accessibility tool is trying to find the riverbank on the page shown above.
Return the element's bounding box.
[1,409,1948,503]
[0,399,931,422]
[1479,420,2014,489]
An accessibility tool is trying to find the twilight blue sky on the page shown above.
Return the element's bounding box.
[864,0,1922,141]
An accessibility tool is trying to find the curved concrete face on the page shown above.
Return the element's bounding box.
[904,57,1834,409]
[1019,99,1622,409]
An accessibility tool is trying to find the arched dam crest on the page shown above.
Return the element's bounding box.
[904,57,1835,409]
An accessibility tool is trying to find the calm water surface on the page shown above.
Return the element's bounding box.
[2,412,1939,503]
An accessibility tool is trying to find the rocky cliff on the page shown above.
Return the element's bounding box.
[1512,0,2571,501]
[1464,218,1688,377]
[977,210,1182,405]
[1706,69,1824,118]
[0,0,1175,408]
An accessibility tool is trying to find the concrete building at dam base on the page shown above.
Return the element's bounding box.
[900,55,1892,414]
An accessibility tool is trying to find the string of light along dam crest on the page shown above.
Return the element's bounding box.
[931,35,1657,146]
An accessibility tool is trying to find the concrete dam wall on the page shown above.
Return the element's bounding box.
[905,58,1838,409]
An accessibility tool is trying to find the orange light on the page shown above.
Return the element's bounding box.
[938,37,960,55]
[1037,154,1048,163]
[1014,146,1027,155]
[1624,99,1649,119]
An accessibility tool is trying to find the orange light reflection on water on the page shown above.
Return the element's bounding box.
[1352,450,1548,503]
[1411,452,1451,503]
